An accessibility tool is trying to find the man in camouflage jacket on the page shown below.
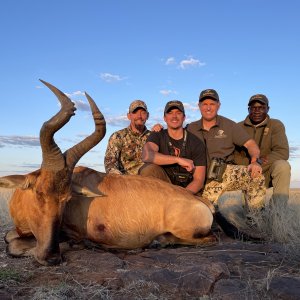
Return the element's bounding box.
[104,100,150,175]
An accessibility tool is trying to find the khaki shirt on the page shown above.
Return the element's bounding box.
[187,115,250,164]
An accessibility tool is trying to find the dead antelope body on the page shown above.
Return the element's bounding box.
[0,81,215,266]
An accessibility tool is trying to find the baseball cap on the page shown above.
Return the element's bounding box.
[129,100,148,113]
[199,89,219,102]
[164,100,185,115]
[248,94,269,106]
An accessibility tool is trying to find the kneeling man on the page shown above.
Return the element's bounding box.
[140,100,206,195]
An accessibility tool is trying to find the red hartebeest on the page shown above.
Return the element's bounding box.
[0,81,215,266]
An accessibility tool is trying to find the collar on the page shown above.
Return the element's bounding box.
[199,115,220,131]
[244,115,270,127]
[128,125,149,136]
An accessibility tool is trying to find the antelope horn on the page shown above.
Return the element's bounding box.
[39,79,76,171]
[65,92,106,170]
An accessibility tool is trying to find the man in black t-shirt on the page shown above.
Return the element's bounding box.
[139,100,206,195]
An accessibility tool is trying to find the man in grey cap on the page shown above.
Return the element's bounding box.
[104,100,150,175]
[187,89,266,212]
[234,94,290,206]
[140,100,207,195]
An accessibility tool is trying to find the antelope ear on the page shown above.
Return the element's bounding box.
[0,175,28,189]
[72,182,105,197]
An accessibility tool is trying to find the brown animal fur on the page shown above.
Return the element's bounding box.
[61,167,214,249]
[0,81,214,266]
[0,80,106,265]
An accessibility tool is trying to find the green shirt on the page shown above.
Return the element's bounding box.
[234,115,289,170]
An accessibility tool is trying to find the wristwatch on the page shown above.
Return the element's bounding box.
[252,158,263,165]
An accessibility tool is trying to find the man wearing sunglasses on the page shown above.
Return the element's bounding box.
[234,94,291,206]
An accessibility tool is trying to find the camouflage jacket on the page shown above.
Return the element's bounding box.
[104,126,150,175]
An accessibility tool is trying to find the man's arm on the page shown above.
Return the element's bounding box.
[104,133,123,175]
[142,141,195,172]
[186,165,206,194]
[244,139,260,161]
[243,139,263,178]
[262,120,289,166]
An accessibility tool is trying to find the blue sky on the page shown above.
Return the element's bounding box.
[0,0,299,188]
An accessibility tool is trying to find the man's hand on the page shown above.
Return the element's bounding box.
[176,157,195,172]
[247,162,263,178]
[151,123,164,132]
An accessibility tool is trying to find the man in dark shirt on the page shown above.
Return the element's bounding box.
[234,94,290,206]
[140,100,206,195]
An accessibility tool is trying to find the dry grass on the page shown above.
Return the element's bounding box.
[251,189,300,258]
[0,269,163,300]
[218,188,300,262]
[0,187,14,226]
[1,188,300,299]
[30,282,112,300]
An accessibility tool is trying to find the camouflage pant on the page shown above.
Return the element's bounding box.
[202,164,266,210]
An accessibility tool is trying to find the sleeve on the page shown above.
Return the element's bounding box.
[189,135,207,166]
[146,131,162,147]
[232,122,251,146]
[104,132,123,174]
[264,120,289,165]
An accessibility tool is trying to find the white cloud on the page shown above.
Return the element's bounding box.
[73,99,91,112]
[165,57,176,65]
[290,146,300,159]
[0,135,40,147]
[164,56,206,70]
[100,73,126,83]
[106,115,129,127]
[179,57,206,69]
[160,89,178,96]
[73,91,85,96]
[182,102,199,111]
[63,91,91,111]
[65,91,85,98]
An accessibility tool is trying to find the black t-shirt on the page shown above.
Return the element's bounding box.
[146,129,207,173]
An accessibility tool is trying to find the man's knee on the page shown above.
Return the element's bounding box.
[269,160,290,197]
[139,163,171,183]
[270,160,291,177]
[139,163,161,176]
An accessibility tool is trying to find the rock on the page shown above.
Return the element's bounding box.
[268,277,300,300]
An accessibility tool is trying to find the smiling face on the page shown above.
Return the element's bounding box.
[199,99,220,122]
[164,108,185,130]
[248,101,269,125]
[127,108,149,131]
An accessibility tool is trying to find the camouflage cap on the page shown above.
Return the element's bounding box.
[129,100,148,113]
[199,89,219,102]
[164,100,185,115]
[248,94,269,106]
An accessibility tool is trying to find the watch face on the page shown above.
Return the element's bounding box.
[256,158,263,165]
